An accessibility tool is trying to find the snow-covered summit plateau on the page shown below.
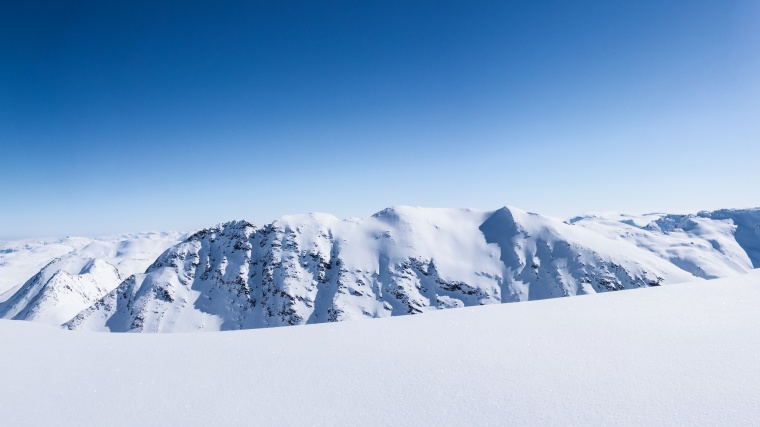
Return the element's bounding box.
[2,206,759,332]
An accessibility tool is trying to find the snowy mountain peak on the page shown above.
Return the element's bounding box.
[66,205,738,333]
[0,232,182,325]
[2,205,758,333]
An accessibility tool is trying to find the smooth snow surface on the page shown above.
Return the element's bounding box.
[1,271,758,426]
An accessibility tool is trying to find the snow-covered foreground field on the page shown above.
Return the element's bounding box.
[2,271,759,426]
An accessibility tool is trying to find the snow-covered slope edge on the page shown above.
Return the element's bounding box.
[699,208,760,267]
[4,271,760,426]
[0,237,93,300]
[570,208,760,278]
[0,232,182,325]
[68,206,697,332]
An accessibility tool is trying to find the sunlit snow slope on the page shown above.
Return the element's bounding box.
[570,208,760,278]
[0,237,92,299]
[0,232,181,325]
[2,206,758,332]
[67,207,698,332]
[1,271,758,426]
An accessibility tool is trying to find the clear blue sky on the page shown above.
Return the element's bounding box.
[2,0,759,238]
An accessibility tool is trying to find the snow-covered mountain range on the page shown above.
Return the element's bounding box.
[0,232,182,325]
[1,206,758,332]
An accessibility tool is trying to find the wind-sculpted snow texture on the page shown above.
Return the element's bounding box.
[0,233,182,326]
[68,207,701,332]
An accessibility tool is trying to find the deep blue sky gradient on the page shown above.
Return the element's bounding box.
[2,1,759,238]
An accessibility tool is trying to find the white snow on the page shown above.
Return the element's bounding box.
[67,207,701,332]
[570,212,755,278]
[1,270,758,426]
[2,206,758,334]
[0,232,182,325]
[0,237,92,300]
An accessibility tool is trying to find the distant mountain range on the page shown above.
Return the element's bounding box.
[0,233,182,325]
[1,206,758,332]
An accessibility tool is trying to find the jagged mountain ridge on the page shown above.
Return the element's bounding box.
[67,206,723,332]
[0,232,182,325]
[0,236,93,299]
[2,205,757,333]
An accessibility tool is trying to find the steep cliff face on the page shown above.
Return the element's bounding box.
[67,207,697,332]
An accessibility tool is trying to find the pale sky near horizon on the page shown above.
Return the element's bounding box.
[2,1,759,239]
